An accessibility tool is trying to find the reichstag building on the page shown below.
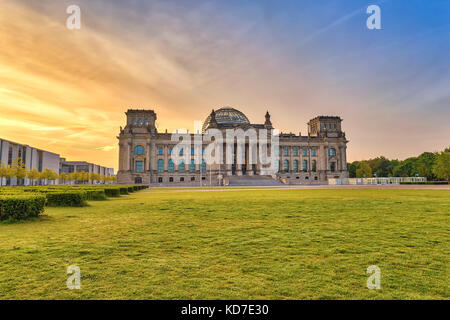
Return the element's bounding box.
[117,107,349,185]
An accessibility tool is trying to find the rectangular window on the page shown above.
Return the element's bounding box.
[135,161,144,173]
[201,160,206,173]
[190,160,195,173]
[330,162,336,172]
[293,149,298,156]
[302,149,307,157]
[158,159,164,173]
[312,149,316,157]
[158,147,163,155]
[179,161,185,173]
[284,149,289,156]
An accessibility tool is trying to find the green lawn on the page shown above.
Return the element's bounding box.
[0,188,448,299]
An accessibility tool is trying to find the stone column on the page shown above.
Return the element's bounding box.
[127,142,132,171]
[163,145,168,171]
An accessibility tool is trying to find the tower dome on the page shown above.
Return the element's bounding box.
[202,107,250,132]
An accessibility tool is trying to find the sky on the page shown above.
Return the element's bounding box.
[0,0,449,171]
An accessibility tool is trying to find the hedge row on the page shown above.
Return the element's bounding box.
[46,192,88,207]
[0,195,46,221]
[0,185,148,221]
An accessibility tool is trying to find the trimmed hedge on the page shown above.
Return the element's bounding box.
[0,195,46,221]
[85,190,108,201]
[104,188,121,197]
[46,192,87,207]
[119,187,129,195]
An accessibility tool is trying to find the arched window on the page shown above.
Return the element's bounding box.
[132,118,137,125]
[302,160,308,172]
[329,148,336,156]
[283,160,289,173]
[190,159,195,173]
[144,119,149,126]
[179,160,185,173]
[134,145,145,155]
[138,118,143,126]
[312,160,317,172]
[168,159,174,173]
[293,160,299,173]
[158,159,164,173]
[179,148,184,156]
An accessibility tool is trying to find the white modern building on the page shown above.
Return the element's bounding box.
[0,138,114,186]
[0,138,60,186]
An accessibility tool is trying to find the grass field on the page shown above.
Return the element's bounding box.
[0,188,448,300]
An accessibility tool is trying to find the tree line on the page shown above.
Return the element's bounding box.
[348,147,450,180]
[0,159,117,186]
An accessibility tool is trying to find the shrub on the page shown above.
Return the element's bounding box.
[46,192,87,207]
[119,187,129,195]
[85,190,108,201]
[0,195,46,221]
[127,187,134,193]
[104,188,121,197]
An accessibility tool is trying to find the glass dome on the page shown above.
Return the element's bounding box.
[203,107,250,132]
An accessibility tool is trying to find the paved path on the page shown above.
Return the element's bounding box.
[145,185,450,193]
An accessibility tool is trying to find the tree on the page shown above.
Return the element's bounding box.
[356,161,372,178]
[417,152,437,180]
[27,168,40,186]
[347,161,360,178]
[369,156,392,177]
[11,159,27,185]
[59,172,68,185]
[0,161,7,187]
[49,170,59,185]
[433,151,450,181]
[80,171,89,184]
[40,168,55,185]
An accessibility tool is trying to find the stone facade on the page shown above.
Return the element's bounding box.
[117,108,349,186]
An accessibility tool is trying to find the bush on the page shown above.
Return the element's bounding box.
[0,195,46,221]
[104,188,121,197]
[46,192,87,207]
[119,187,129,195]
[127,187,134,193]
[85,190,108,201]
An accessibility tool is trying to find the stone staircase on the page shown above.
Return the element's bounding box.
[226,175,285,186]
